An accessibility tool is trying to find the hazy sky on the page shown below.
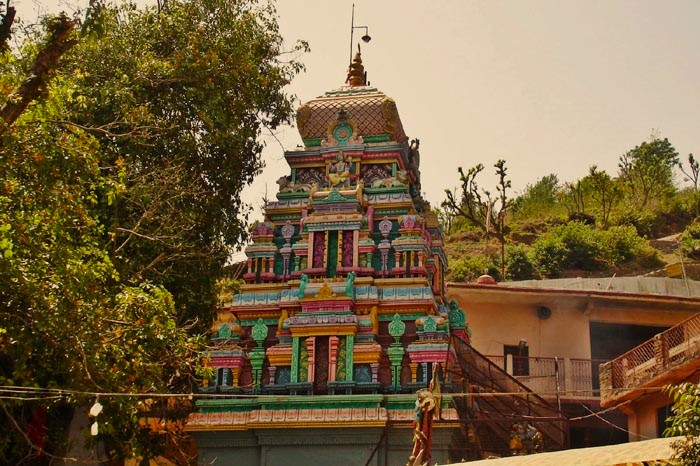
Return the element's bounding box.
[12,0,700,222]
[266,1,700,208]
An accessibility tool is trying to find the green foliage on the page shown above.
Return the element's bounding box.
[681,221,700,260]
[585,166,622,228]
[558,179,590,217]
[443,159,513,277]
[610,207,660,237]
[63,0,307,326]
[546,222,601,269]
[512,174,562,220]
[663,382,700,465]
[0,0,305,462]
[527,221,655,277]
[679,153,700,217]
[448,255,499,283]
[529,236,568,278]
[599,225,651,265]
[505,244,535,280]
[618,136,679,208]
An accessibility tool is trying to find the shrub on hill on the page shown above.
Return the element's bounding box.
[505,244,536,281]
[528,221,658,278]
[448,255,500,283]
[681,221,700,260]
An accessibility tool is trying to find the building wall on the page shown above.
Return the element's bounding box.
[193,427,457,466]
[625,372,700,441]
[448,287,697,362]
[450,294,591,360]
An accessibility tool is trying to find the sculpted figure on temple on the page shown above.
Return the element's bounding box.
[370,169,408,188]
[298,273,308,299]
[328,151,351,187]
[276,175,313,193]
[409,138,420,170]
[345,271,356,297]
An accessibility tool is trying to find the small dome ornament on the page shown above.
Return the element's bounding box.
[346,45,366,86]
[476,273,497,285]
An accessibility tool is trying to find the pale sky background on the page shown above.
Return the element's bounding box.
[12,0,700,254]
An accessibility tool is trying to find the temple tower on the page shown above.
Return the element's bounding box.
[188,50,469,466]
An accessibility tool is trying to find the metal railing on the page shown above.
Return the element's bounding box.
[484,355,606,399]
[451,335,568,454]
[600,312,700,404]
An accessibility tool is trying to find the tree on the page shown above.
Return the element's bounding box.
[618,136,679,208]
[558,178,589,219]
[663,382,700,465]
[0,0,306,463]
[511,173,559,220]
[679,153,699,217]
[65,0,307,325]
[443,160,512,278]
[585,166,622,228]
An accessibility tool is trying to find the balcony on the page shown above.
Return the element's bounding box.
[600,312,700,407]
[485,355,607,401]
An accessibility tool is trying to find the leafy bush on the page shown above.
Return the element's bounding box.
[681,221,700,259]
[568,212,596,225]
[547,221,602,270]
[599,225,650,265]
[448,255,499,282]
[505,244,535,280]
[512,174,563,220]
[529,238,567,278]
[610,208,660,237]
[664,382,700,465]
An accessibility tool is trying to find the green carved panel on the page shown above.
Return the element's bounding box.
[252,318,268,346]
[423,315,437,332]
[335,336,346,381]
[299,338,308,382]
[291,337,300,383]
[345,335,354,382]
[448,299,466,330]
[326,230,338,278]
[388,314,406,342]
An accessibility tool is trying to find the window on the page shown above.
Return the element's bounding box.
[504,342,529,376]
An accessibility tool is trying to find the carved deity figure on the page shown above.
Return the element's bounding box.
[345,271,356,297]
[298,274,308,299]
[328,151,351,187]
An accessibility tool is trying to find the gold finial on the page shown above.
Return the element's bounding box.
[346,44,366,86]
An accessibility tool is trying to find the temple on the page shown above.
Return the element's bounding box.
[187,50,470,465]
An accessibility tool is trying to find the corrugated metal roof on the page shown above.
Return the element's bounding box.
[501,277,700,297]
[447,436,679,466]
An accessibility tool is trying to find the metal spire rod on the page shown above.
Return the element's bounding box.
[349,3,371,65]
[349,3,355,65]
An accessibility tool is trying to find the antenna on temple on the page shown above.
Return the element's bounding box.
[349,3,371,66]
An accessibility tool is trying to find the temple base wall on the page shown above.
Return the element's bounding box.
[194,426,458,466]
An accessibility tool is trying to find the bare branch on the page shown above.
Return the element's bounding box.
[0,14,78,136]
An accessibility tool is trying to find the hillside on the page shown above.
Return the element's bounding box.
[443,223,700,283]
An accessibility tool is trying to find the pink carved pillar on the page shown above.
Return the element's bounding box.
[268,366,277,386]
[329,336,340,382]
[353,230,359,267]
[246,258,253,274]
[306,337,315,382]
[370,363,379,383]
[308,232,314,266]
[269,257,275,274]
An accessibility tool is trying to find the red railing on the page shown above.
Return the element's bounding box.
[600,313,700,405]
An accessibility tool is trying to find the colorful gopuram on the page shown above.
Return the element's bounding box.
[187,50,469,466]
